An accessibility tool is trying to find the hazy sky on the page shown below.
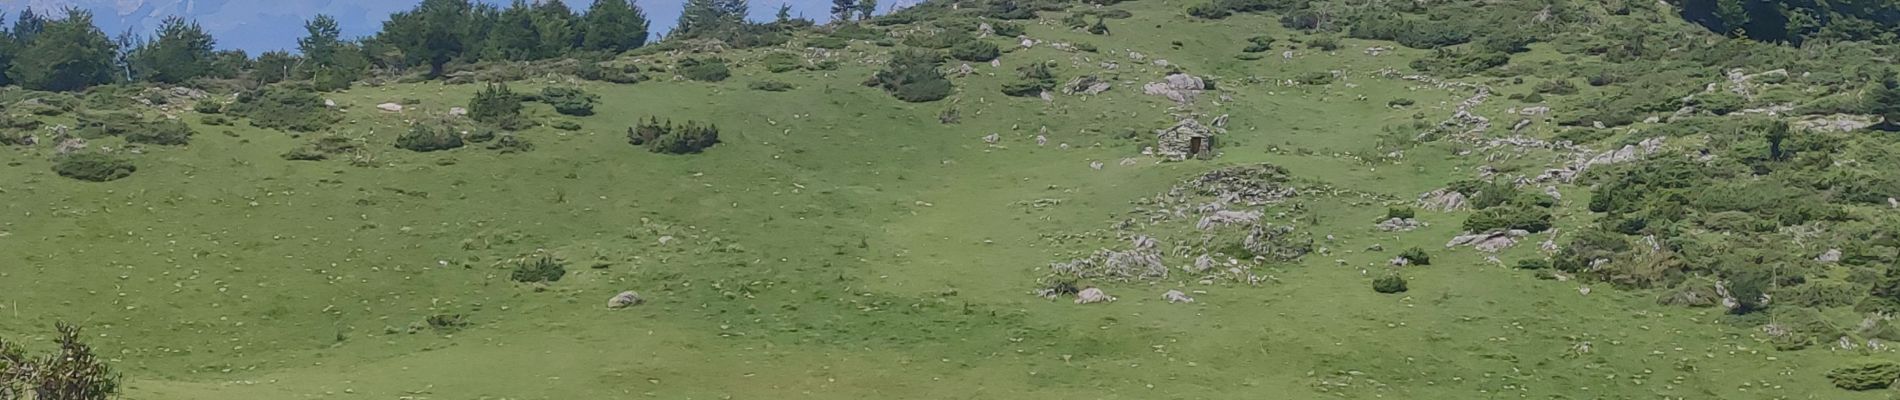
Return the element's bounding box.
[0,0,865,53]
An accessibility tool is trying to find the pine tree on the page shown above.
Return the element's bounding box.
[299,15,342,67]
[532,0,579,55]
[378,0,475,76]
[13,8,45,43]
[486,1,542,60]
[776,3,793,24]
[132,16,217,84]
[581,0,649,52]
[830,0,857,23]
[8,9,116,91]
[857,0,876,21]
[679,0,749,38]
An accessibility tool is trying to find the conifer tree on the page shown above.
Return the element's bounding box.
[132,16,217,83]
[582,0,649,52]
[8,9,116,91]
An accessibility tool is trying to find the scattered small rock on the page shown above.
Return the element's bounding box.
[607,291,645,309]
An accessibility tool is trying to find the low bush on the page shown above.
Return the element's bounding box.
[536,87,597,117]
[678,58,731,82]
[193,101,223,114]
[54,153,136,182]
[1409,49,1510,77]
[510,258,567,283]
[806,36,849,49]
[866,50,952,102]
[628,117,721,154]
[761,52,803,73]
[1001,61,1057,97]
[749,80,795,92]
[469,83,525,127]
[394,123,466,152]
[1386,207,1415,220]
[282,136,362,161]
[228,85,339,132]
[1535,79,1580,95]
[949,40,1001,62]
[124,120,195,146]
[1514,259,1551,270]
[1828,361,1900,391]
[1463,207,1554,233]
[487,134,533,154]
[1399,247,1432,266]
[549,120,582,131]
[1373,274,1409,293]
[1388,98,1416,107]
[1241,36,1274,53]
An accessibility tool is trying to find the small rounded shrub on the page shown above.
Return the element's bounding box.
[949,40,1001,62]
[1828,361,1900,391]
[510,258,567,283]
[748,80,795,92]
[1399,247,1432,266]
[1386,206,1416,220]
[1514,259,1550,270]
[125,120,195,146]
[394,125,466,152]
[1373,274,1408,293]
[678,58,731,82]
[1388,98,1416,107]
[54,153,136,182]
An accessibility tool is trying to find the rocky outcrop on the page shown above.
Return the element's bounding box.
[607,291,645,309]
[1447,230,1531,253]
[1143,73,1206,104]
[1075,287,1115,304]
[1162,290,1195,303]
[1417,188,1469,211]
[1375,218,1428,232]
[1062,75,1111,95]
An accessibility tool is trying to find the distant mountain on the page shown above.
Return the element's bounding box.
[0,0,849,53]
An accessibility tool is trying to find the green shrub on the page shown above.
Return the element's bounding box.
[1307,36,1340,51]
[749,80,795,92]
[949,40,1001,62]
[228,85,339,132]
[1241,36,1274,53]
[1372,274,1409,293]
[628,117,721,154]
[394,123,466,152]
[201,115,232,126]
[1514,259,1550,270]
[124,120,195,146]
[549,120,582,131]
[1386,207,1415,220]
[1388,98,1416,107]
[510,258,567,283]
[1463,207,1554,233]
[1295,71,1334,85]
[761,52,803,73]
[678,58,731,82]
[1409,49,1510,77]
[469,83,525,127]
[992,22,1026,36]
[1534,79,1579,95]
[1828,361,1900,391]
[905,30,975,50]
[282,135,362,161]
[1690,92,1746,115]
[867,50,952,102]
[536,87,597,117]
[807,36,849,49]
[1399,247,1432,266]
[193,101,223,114]
[54,153,137,182]
[1001,61,1057,97]
[487,134,533,154]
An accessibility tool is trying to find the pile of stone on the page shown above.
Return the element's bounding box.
[1375,218,1428,232]
[1143,73,1206,104]
[1179,164,1298,206]
[1150,118,1221,161]
[1535,137,1665,183]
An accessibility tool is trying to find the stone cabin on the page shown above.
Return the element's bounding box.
[1153,118,1220,161]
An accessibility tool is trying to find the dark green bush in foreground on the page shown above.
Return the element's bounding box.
[678,58,731,82]
[867,50,952,102]
[536,87,598,117]
[1828,361,1900,391]
[1373,274,1408,293]
[1399,247,1432,266]
[54,153,137,182]
[395,124,466,152]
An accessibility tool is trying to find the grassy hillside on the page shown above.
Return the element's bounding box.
[3,0,1898,398]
